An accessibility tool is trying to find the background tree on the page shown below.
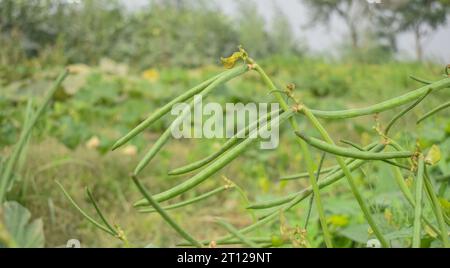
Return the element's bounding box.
[301,0,370,50]
[268,5,304,56]
[372,0,450,61]
[234,0,270,58]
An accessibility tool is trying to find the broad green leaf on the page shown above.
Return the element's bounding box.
[338,224,370,244]
[0,201,44,248]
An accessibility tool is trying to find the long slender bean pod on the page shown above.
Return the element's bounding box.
[302,107,389,247]
[304,194,314,230]
[341,140,410,170]
[296,132,413,160]
[308,153,333,247]
[423,172,449,248]
[280,166,339,181]
[112,71,228,150]
[168,108,281,176]
[137,185,231,211]
[216,219,260,248]
[309,78,450,119]
[133,65,249,175]
[280,142,378,181]
[412,156,425,248]
[133,129,172,176]
[56,181,116,236]
[131,175,203,248]
[148,111,294,203]
[416,101,450,125]
[0,70,69,202]
[384,88,431,135]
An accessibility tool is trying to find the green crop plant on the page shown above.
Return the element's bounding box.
[0,70,69,248]
[58,48,450,248]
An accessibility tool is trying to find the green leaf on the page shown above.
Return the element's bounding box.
[338,224,370,244]
[0,201,45,248]
[425,145,441,166]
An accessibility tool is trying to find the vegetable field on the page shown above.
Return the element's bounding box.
[0,0,449,249]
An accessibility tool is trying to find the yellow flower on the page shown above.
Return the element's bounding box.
[142,68,160,82]
[327,215,349,227]
[220,52,243,69]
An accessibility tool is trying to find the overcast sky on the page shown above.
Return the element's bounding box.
[125,0,450,62]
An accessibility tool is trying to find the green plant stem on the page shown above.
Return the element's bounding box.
[216,219,260,248]
[412,156,425,248]
[133,65,249,176]
[391,166,440,238]
[253,63,321,230]
[384,88,431,135]
[56,181,117,236]
[230,178,258,223]
[301,107,389,248]
[137,185,231,211]
[131,175,203,248]
[0,70,69,203]
[85,188,118,235]
[308,153,333,248]
[423,171,449,248]
[416,101,450,125]
[409,75,432,85]
[309,78,450,119]
[387,141,446,242]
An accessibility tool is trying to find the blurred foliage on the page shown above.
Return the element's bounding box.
[0,201,45,248]
[0,0,305,75]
